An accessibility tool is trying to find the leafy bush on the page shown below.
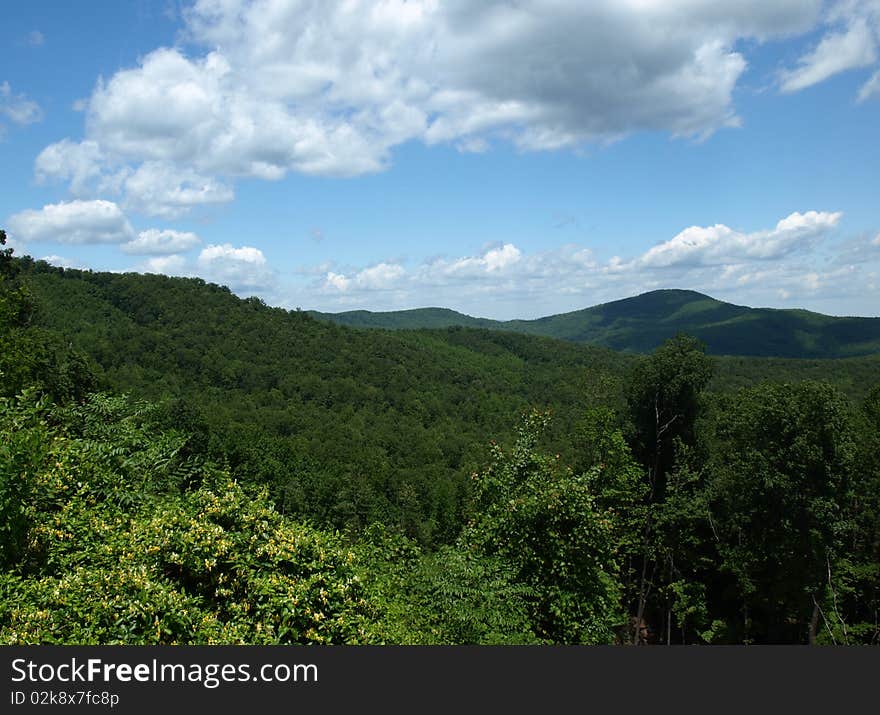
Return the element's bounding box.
[0,392,371,644]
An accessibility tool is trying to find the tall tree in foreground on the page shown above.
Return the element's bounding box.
[703,382,860,643]
[624,334,714,643]
[626,333,714,495]
[463,410,622,643]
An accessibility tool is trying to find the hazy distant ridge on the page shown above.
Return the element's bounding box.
[310,289,880,358]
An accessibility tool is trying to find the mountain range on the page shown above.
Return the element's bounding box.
[310,289,880,358]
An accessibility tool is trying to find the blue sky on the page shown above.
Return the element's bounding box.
[2,0,879,319]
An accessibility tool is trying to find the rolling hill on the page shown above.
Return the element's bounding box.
[4,255,880,553]
[12,259,627,543]
[310,289,880,358]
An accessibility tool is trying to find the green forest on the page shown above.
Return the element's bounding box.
[2,230,879,645]
[310,289,880,358]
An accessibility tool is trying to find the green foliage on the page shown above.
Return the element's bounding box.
[0,391,371,644]
[311,288,880,358]
[357,525,538,644]
[0,390,51,568]
[626,333,714,489]
[309,306,501,331]
[865,384,880,430]
[0,246,95,402]
[18,260,624,546]
[463,411,622,644]
[1,249,878,645]
[700,381,865,643]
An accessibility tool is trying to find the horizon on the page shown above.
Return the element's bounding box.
[305,286,877,321]
[2,1,879,320]
[13,247,879,321]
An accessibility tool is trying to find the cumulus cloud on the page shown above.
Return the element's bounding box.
[639,211,842,267]
[431,243,523,279]
[781,0,880,96]
[143,254,188,275]
[7,200,134,245]
[26,30,45,47]
[35,139,107,194]
[0,81,43,126]
[36,0,825,212]
[122,162,234,218]
[197,243,274,290]
[306,209,874,317]
[323,262,406,293]
[318,242,601,315]
[122,228,202,255]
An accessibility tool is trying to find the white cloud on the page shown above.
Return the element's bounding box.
[781,17,877,92]
[143,254,188,275]
[27,30,45,47]
[122,228,202,255]
[858,69,880,100]
[0,81,43,125]
[302,210,876,317]
[436,243,523,278]
[324,272,350,292]
[356,262,407,290]
[197,243,274,290]
[35,139,106,194]
[123,162,234,218]
[322,262,406,293]
[639,211,842,267]
[36,0,825,211]
[7,200,134,245]
[318,242,600,313]
[781,1,880,95]
[39,255,84,269]
[717,262,860,302]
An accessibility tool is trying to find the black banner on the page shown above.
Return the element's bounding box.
[4,646,877,712]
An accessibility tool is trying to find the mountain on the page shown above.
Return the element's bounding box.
[310,289,880,358]
[13,259,625,543]
[8,262,880,647]
[307,307,500,331]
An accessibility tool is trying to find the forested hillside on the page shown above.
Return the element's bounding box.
[312,289,880,358]
[18,258,627,544]
[2,240,879,645]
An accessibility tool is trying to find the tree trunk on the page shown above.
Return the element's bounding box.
[809,598,819,645]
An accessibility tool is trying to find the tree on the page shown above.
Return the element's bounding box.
[0,230,12,276]
[463,410,622,643]
[703,382,859,643]
[626,333,714,495]
[356,525,538,644]
[624,334,714,642]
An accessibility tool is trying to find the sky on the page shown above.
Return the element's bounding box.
[1,0,879,320]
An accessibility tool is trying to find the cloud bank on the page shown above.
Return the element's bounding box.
[304,209,868,318]
[35,0,830,215]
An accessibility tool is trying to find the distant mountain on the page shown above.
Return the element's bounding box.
[307,307,500,331]
[310,289,880,358]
